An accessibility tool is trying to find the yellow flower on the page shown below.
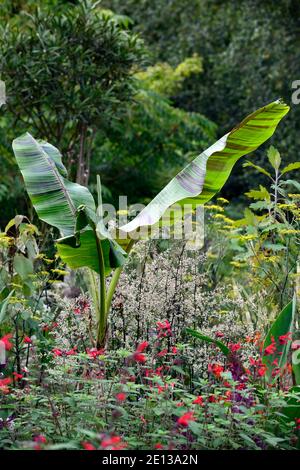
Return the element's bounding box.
[217,197,229,204]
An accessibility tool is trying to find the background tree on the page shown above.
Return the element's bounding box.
[0,0,144,186]
[103,0,300,199]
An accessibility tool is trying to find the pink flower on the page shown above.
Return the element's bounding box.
[23,336,32,344]
[292,341,300,351]
[215,331,224,338]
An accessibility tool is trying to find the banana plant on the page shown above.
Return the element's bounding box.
[12,99,289,347]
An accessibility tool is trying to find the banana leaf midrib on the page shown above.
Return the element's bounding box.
[36,137,77,218]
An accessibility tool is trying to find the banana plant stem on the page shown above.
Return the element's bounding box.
[106,239,136,319]
[95,235,107,348]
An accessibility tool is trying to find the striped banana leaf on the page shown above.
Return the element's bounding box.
[12,133,126,275]
[120,99,289,233]
[12,133,95,237]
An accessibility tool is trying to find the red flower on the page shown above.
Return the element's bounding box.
[155,443,164,449]
[208,363,224,378]
[136,341,149,353]
[133,341,149,363]
[172,346,178,354]
[101,436,126,449]
[0,377,12,386]
[208,395,217,403]
[279,332,292,345]
[133,352,146,363]
[52,348,63,357]
[87,348,105,359]
[177,411,195,427]
[13,372,23,380]
[157,348,168,357]
[193,396,204,406]
[66,346,77,356]
[258,365,267,377]
[272,368,281,377]
[157,320,172,337]
[295,418,300,430]
[34,435,47,444]
[73,307,81,315]
[82,441,96,450]
[0,334,13,351]
[116,392,126,402]
[176,401,184,407]
[23,336,32,344]
[229,342,241,352]
[264,339,276,356]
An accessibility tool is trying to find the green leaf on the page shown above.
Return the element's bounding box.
[262,295,296,382]
[281,386,300,420]
[245,185,270,201]
[12,133,95,236]
[13,254,33,279]
[243,161,272,179]
[267,145,281,170]
[292,344,300,386]
[56,230,127,276]
[280,162,300,175]
[120,100,289,234]
[186,328,230,356]
[0,290,15,323]
[281,179,300,191]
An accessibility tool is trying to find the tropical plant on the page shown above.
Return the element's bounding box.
[12,100,289,347]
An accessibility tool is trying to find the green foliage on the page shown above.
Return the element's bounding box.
[94,57,215,203]
[103,0,300,196]
[186,328,230,356]
[0,0,144,185]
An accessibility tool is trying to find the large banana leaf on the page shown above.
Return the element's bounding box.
[12,133,95,236]
[120,99,289,233]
